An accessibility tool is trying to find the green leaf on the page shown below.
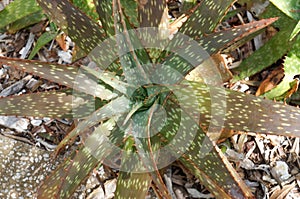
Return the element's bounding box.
[290,20,300,40]
[38,119,116,198]
[0,0,42,29]
[121,0,139,27]
[263,34,300,99]
[36,0,106,54]
[270,0,300,20]
[28,30,58,60]
[7,11,45,34]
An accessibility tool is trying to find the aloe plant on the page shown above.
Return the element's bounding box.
[233,0,300,100]
[1,0,300,198]
[0,0,44,33]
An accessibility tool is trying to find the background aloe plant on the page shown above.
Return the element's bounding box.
[1,0,300,198]
[233,0,300,100]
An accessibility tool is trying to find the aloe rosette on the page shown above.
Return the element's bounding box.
[0,0,299,198]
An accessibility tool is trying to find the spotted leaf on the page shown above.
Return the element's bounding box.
[160,19,277,84]
[0,90,77,118]
[201,18,278,54]
[161,0,265,78]
[115,172,152,199]
[54,96,131,156]
[137,0,169,62]
[138,0,166,28]
[2,0,299,198]
[179,146,253,199]
[0,57,78,87]
[159,80,300,197]
[37,119,116,198]
[36,0,106,54]
[114,135,153,199]
[94,0,114,36]
[112,0,151,85]
[0,57,121,100]
[108,83,252,198]
[114,102,171,199]
[179,0,198,15]
[179,0,234,39]
[180,81,300,137]
[154,84,254,198]
[88,0,123,73]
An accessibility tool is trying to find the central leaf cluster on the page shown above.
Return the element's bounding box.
[130,84,165,112]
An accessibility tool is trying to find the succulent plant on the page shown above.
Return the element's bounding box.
[233,0,300,100]
[0,0,44,33]
[1,0,300,198]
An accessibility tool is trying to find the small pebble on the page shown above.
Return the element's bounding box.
[271,161,291,183]
[30,119,42,127]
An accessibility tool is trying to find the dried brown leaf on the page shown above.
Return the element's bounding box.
[55,33,68,52]
[270,181,296,199]
[256,67,284,96]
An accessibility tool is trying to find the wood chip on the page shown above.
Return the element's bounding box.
[0,75,32,97]
[270,182,296,199]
